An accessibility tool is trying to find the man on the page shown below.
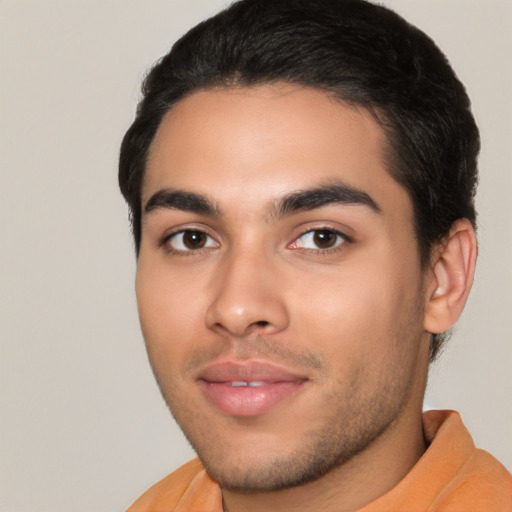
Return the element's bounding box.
[119,0,512,510]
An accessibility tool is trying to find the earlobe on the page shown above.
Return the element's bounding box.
[423,219,477,334]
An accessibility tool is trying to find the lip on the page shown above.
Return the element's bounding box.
[197,360,308,417]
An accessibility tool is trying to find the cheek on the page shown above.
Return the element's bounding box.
[135,261,207,365]
[288,257,422,364]
[292,269,393,333]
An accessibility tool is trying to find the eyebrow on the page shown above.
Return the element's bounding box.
[143,182,381,220]
[144,188,219,216]
[273,182,382,219]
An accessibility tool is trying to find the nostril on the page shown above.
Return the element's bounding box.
[253,320,269,328]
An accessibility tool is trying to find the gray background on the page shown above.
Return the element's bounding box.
[1,1,511,511]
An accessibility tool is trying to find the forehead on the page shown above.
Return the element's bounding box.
[143,83,411,222]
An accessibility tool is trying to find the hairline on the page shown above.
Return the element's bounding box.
[139,80,429,264]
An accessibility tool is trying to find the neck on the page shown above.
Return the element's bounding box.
[222,405,427,512]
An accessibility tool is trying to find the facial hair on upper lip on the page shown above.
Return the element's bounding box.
[182,335,325,379]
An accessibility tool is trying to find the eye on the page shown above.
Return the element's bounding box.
[165,230,218,252]
[291,229,348,251]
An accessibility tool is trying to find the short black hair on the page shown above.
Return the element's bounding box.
[119,0,479,360]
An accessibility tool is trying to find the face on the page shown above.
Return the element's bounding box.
[136,84,431,492]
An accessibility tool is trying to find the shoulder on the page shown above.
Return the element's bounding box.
[433,448,512,511]
[425,410,512,511]
[126,458,222,512]
[365,411,512,511]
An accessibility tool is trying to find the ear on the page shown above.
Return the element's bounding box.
[423,219,477,334]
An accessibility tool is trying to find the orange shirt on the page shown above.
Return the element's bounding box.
[127,410,512,512]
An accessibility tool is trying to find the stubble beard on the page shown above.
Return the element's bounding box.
[218,382,409,493]
[155,357,416,494]
[148,298,425,494]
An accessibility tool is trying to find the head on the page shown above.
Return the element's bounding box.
[119,0,479,500]
[119,0,479,361]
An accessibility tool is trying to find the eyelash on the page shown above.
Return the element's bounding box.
[160,227,352,255]
[290,227,351,254]
[161,229,219,255]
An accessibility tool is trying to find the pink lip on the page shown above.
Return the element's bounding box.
[198,360,307,417]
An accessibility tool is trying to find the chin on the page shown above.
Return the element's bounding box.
[200,452,334,493]
[191,422,374,493]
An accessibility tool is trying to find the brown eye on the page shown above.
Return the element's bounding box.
[313,230,338,248]
[292,229,347,251]
[167,230,218,252]
[183,230,207,249]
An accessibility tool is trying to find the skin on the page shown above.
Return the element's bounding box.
[136,84,435,512]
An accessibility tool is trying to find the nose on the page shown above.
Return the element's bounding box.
[205,250,289,338]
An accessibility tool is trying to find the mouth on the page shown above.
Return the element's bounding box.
[197,360,308,417]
